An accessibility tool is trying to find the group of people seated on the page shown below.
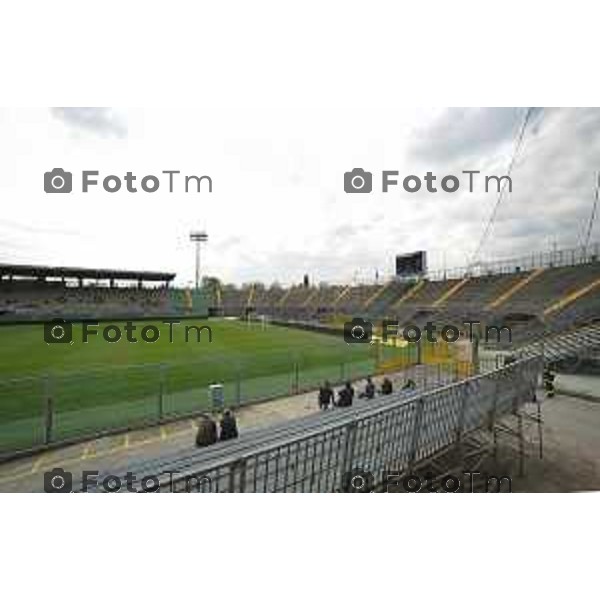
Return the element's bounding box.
[195,409,239,447]
[317,376,417,410]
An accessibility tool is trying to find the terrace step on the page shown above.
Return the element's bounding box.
[432,278,469,307]
[487,268,545,309]
[391,280,425,309]
[332,285,351,308]
[543,277,600,316]
[363,282,390,310]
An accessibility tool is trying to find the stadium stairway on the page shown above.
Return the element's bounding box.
[436,272,524,308]
[519,322,600,366]
[432,277,469,307]
[363,281,394,311]
[316,286,345,314]
[338,285,375,315]
[268,286,316,319]
[501,262,600,314]
[390,280,425,310]
[487,268,545,310]
[301,287,320,310]
[404,278,459,307]
[366,280,411,317]
[543,277,600,317]
[331,285,351,311]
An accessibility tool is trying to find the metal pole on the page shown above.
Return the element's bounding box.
[235,370,241,406]
[339,422,358,491]
[190,231,208,291]
[195,241,200,290]
[293,361,299,394]
[158,364,165,420]
[518,412,525,477]
[44,374,53,445]
[408,397,425,470]
[537,402,544,459]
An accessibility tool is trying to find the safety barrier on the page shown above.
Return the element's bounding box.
[427,243,600,282]
[157,356,542,492]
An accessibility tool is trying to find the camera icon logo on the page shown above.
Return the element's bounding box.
[341,468,374,493]
[344,168,372,193]
[44,468,73,493]
[344,317,373,344]
[44,168,72,193]
[44,319,73,344]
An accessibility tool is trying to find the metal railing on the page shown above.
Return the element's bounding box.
[282,243,600,287]
[158,356,542,493]
[518,322,600,364]
[425,243,600,282]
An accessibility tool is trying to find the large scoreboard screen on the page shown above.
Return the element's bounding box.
[395,251,427,277]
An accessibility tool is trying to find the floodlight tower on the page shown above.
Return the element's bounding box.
[190,231,208,290]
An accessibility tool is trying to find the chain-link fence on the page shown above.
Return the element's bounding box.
[0,348,423,456]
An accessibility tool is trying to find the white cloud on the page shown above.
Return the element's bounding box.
[51,108,127,138]
[0,107,598,285]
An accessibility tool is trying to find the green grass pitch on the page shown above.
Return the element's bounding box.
[0,319,411,452]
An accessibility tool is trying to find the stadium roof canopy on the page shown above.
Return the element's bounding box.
[0,263,176,283]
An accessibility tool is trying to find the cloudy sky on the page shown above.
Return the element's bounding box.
[0,107,598,286]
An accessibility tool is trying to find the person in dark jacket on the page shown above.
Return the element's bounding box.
[543,367,556,398]
[337,381,355,407]
[381,377,393,395]
[318,381,334,410]
[219,410,239,441]
[195,414,218,447]
[359,376,375,399]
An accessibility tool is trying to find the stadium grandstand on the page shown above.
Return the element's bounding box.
[204,244,600,351]
[2,107,600,494]
[0,263,212,321]
[1,244,599,491]
[3,243,599,350]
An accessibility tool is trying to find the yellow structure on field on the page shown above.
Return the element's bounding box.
[373,329,474,379]
[327,315,476,379]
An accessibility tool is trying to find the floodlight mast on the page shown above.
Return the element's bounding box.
[189,231,208,290]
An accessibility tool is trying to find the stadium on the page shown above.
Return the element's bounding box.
[1,107,600,493]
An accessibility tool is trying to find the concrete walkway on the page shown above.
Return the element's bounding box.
[555,373,600,401]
